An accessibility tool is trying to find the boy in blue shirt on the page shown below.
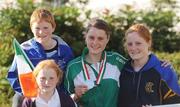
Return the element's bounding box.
[7,8,74,107]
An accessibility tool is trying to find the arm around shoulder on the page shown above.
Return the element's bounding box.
[159,64,180,104]
[160,65,180,95]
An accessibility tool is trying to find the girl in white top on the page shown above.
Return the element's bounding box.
[22,60,76,107]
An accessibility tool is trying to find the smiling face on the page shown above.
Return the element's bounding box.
[36,67,58,93]
[85,27,109,56]
[31,20,55,44]
[125,32,150,61]
[30,9,56,45]
[33,60,62,94]
[124,24,152,62]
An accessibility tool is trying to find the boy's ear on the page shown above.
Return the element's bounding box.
[52,27,55,32]
[53,24,56,32]
[30,27,34,33]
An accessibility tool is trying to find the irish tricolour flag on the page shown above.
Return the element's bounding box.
[13,39,37,97]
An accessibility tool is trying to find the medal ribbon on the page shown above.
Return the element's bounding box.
[82,52,107,85]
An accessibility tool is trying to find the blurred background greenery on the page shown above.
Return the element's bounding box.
[0,0,180,106]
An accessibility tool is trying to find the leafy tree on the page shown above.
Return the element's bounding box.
[0,0,35,66]
[143,0,180,52]
[102,0,180,53]
[53,6,85,56]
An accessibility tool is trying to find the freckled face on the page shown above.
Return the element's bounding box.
[31,20,55,45]
[85,27,109,56]
[125,32,150,61]
[36,68,58,93]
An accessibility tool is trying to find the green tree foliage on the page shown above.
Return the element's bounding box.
[0,66,13,107]
[143,0,180,52]
[53,6,85,55]
[0,0,36,66]
[102,0,180,53]
[0,1,36,106]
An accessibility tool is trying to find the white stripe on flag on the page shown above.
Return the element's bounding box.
[16,55,32,74]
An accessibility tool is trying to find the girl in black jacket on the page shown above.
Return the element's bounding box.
[118,24,180,107]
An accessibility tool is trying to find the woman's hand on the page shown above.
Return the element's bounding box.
[161,60,171,67]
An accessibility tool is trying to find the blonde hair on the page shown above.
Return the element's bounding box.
[33,60,63,84]
[30,8,56,28]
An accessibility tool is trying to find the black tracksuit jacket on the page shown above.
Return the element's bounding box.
[118,54,180,107]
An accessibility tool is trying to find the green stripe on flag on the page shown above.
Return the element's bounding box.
[13,39,34,70]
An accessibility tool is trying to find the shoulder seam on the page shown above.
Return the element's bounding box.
[68,60,81,68]
[107,52,127,61]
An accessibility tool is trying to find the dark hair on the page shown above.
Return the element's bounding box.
[85,18,110,38]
